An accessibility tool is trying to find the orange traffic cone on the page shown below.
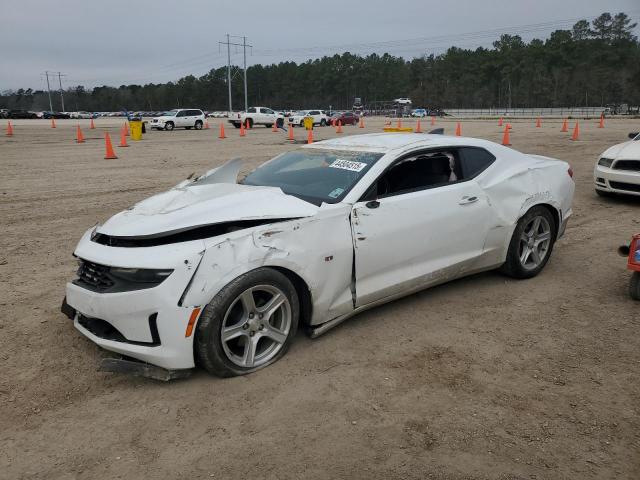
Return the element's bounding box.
[6,121,13,136]
[123,121,129,136]
[498,117,503,127]
[561,118,568,132]
[288,124,294,141]
[246,120,251,130]
[507,123,512,130]
[76,125,85,143]
[219,123,227,139]
[430,116,435,126]
[359,117,364,128]
[104,133,118,159]
[415,118,423,133]
[307,128,313,144]
[240,122,246,137]
[204,120,210,130]
[336,120,343,134]
[536,117,541,128]
[272,122,278,132]
[89,118,95,129]
[119,126,129,147]
[396,118,402,128]
[455,122,462,136]
[571,121,580,141]
[598,115,605,128]
[51,118,56,128]
[501,125,511,146]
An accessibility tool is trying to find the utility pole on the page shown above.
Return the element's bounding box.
[44,71,53,112]
[219,34,252,113]
[57,72,66,112]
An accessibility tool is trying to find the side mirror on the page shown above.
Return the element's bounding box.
[629,132,639,139]
[365,200,380,209]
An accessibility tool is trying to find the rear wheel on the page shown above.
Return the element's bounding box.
[195,268,299,377]
[500,206,556,279]
[630,272,640,300]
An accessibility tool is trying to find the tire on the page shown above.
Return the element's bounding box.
[232,122,240,129]
[194,120,203,130]
[320,119,327,126]
[500,206,556,279]
[276,118,284,128]
[265,124,272,129]
[164,122,174,131]
[195,268,299,377]
[630,272,640,300]
[300,120,305,127]
[247,118,253,129]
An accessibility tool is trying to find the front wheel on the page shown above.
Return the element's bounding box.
[195,268,299,377]
[194,120,203,130]
[500,206,556,279]
[630,272,640,300]
[164,122,174,131]
[320,119,327,126]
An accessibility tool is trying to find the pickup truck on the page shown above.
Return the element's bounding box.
[228,107,284,129]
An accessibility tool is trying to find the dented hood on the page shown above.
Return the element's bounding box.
[98,183,319,238]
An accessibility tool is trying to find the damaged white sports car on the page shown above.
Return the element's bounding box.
[63,133,574,378]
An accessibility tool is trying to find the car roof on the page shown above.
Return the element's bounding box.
[306,133,491,153]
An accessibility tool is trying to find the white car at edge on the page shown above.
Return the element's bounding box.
[288,110,329,127]
[594,131,640,197]
[62,133,574,378]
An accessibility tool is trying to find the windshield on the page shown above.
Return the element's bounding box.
[243,149,383,205]
[161,110,178,117]
[294,111,308,116]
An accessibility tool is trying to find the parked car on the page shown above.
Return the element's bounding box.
[619,235,640,300]
[42,111,70,119]
[7,109,38,119]
[0,108,8,119]
[288,110,329,127]
[594,131,640,197]
[411,108,427,117]
[394,98,412,105]
[150,109,205,131]
[62,133,574,378]
[228,107,284,129]
[329,111,359,125]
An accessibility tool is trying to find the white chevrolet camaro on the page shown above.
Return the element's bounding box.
[594,131,640,197]
[63,133,575,378]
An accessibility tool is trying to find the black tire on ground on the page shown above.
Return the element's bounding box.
[320,119,326,126]
[265,124,272,129]
[232,122,240,129]
[630,272,640,300]
[194,120,203,130]
[247,118,253,128]
[299,120,304,127]
[276,118,284,128]
[164,122,174,131]
[500,205,557,279]
[195,267,299,377]
[595,189,614,198]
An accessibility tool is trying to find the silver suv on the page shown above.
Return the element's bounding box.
[150,109,206,131]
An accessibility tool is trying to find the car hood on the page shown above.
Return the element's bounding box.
[601,140,640,160]
[97,182,319,238]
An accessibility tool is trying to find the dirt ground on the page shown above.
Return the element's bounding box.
[1,116,639,480]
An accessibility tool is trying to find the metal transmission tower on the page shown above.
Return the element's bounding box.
[218,35,252,112]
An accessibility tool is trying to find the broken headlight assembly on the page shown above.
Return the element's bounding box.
[598,157,614,168]
[74,258,173,293]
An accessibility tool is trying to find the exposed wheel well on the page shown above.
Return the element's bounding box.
[270,266,313,327]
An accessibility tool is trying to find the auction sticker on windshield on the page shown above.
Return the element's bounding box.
[330,159,368,172]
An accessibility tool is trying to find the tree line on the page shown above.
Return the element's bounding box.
[1,12,638,112]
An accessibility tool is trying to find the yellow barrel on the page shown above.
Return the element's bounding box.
[129,120,143,140]
[303,116,314,130]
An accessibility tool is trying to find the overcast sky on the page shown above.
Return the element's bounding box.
[1,0,638,91]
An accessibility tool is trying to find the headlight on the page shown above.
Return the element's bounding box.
[598,157,614,167]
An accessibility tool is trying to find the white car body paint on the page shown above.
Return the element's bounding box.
[65,133,574,370]
[594,133,640,196]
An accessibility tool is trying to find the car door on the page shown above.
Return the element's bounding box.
[262,108,276,125]
[174,110,187,127]
[351,147,499,307]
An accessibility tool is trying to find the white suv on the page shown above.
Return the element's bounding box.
[288,110,329,127]
[151,109,205,131]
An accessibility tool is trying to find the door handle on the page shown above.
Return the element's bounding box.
[459,195,478,205]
